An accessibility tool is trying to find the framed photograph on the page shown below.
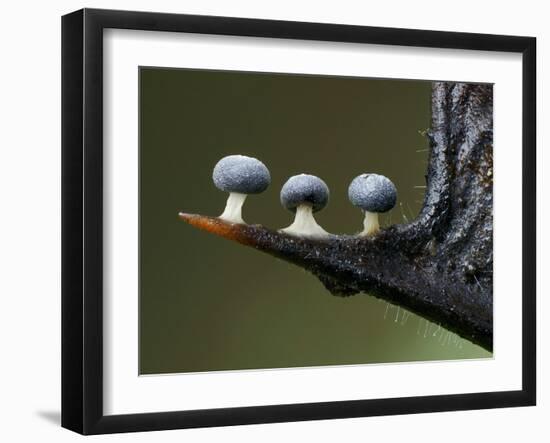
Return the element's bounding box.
[62,8,536,435]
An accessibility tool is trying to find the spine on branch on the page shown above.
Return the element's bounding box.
[179,82,494,351]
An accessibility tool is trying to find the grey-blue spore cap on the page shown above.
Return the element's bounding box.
[212,155,271,194]
[348,173,397,213]
[280,174,329,213]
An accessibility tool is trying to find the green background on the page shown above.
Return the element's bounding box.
[139,67,491,375]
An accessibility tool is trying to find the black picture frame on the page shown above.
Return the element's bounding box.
[62,8,536,435]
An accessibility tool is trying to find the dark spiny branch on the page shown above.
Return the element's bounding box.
[179,82,493,351]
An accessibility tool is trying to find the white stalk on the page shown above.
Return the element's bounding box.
[280,204,329,238]
[219,192,247,224]
[359,210,380,236]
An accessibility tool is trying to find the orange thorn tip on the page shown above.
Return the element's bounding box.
[178,212,250,243]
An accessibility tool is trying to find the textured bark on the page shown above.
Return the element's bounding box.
[179,82,494,351]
